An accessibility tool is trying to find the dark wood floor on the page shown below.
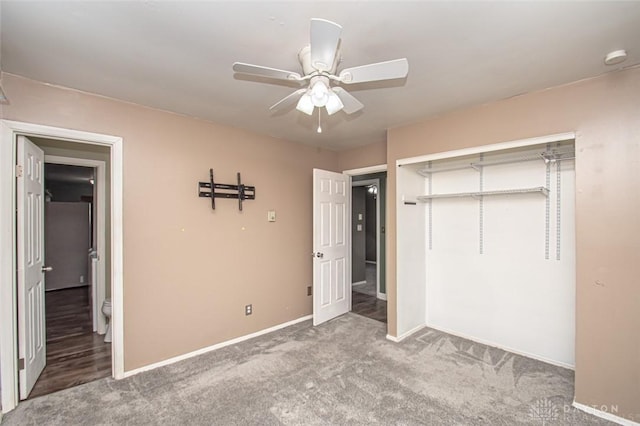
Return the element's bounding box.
[29,287,111,399]
[352,290,387,323]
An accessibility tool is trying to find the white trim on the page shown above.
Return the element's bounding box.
[396,132,576,166]
[572,401,639,426]
[351,178,387,300]
[44,155,107,335]
[351,179,384,300]
[124,315,313,378]
[374,184,382,300]
[351,280,367,286]
[343,164,387,176]
[0,120,124,413]
[0,124,18,414]
[365,260,377,264]
[386,323,426,343]
[426,323,575,370]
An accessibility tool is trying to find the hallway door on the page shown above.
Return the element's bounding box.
[313,169,350,325]
[16,135,47,399]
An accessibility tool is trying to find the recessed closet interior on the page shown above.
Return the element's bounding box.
[396,138,576,367]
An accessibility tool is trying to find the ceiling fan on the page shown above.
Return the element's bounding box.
[232,18,409,124]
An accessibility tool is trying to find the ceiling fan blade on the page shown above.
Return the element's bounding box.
[332,87,363,114]
[233,62,302,81]
[269,89,307,112]
[310,18,342,72]
[339,58,409,84]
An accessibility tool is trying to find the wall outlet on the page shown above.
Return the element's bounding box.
[80,275,85,284]
[245,304,252,315]
[307,286,312,296]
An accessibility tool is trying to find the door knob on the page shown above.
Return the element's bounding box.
[41,266,53,272]
[315,252,324,258]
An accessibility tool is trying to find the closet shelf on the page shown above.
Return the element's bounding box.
[417,150,574,176]
[416,186,549,201]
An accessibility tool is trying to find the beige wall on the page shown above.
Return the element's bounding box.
[1,74,339,370]
[384,67,640,421]
[337,140,386,172]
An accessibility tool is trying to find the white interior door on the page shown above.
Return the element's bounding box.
[17,135,47,399]
[313,169,350,326]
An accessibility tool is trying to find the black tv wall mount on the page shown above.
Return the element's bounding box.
[198,169,255,211]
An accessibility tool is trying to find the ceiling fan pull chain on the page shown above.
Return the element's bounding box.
[317,108,322,133]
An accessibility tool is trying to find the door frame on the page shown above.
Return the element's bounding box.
[44,155,108,335]
[351,178,384,300]
[344,164,387,303]
[0,120,124,413]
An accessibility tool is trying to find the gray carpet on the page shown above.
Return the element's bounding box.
[3,314,610,425]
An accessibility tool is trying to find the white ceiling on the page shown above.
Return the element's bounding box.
[2,1,639,151]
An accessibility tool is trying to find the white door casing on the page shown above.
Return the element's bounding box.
[1,120,124,414]
[313,169,350,326]
[16,136,47,399]
[351,178,384,300]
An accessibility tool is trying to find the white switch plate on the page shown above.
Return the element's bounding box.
[358,213,363,221]
[357,224,363,231]
[267,210,276,222]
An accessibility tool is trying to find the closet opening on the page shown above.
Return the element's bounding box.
[396,134,576,368]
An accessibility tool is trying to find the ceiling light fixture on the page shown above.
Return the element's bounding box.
[296,77,345,117]
[604,49,627,66]
[325,92,344,115]
[310,79,330,107]
[296,93,314,115]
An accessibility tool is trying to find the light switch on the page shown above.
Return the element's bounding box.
[358,213,363,221]
[267,210,276,222]
[357,224,363,231]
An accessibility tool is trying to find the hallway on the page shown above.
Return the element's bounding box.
[351,264,386,323]
[29,287,111,399]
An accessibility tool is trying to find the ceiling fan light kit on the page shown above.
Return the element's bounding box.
[232,18,409,131]
[296,91,315,115]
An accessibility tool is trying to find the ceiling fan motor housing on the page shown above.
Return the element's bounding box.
[298,45,340,76]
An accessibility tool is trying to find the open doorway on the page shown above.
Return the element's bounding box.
[0,120,124,414]
[350,172,387,323]
[26,149,112,399]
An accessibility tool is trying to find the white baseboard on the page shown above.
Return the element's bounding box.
[376,292,387,301]
[123,314,312,378]
[425,322,574,370]
[365,260,377,264]
[386,323,426,343]
[573,401,639,426]
[351,280,366,286]
[46,283,89,292]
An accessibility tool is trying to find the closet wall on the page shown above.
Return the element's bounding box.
[397,141,576,366]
